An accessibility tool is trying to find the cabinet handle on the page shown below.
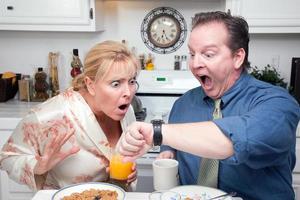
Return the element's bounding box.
[89,8,93,20]
[7,6,14,10]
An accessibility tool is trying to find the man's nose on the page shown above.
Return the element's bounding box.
[190,54,205,69]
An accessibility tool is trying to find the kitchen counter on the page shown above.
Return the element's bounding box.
[0,100,39,129]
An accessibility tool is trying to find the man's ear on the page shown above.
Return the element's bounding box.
[84,76,96,96]
[233,48,246,70]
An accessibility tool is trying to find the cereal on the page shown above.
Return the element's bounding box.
[62,188,118,200]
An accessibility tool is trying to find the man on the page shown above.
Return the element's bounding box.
[117,11,300,199]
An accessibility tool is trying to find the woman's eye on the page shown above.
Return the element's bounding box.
[111,81,120,87]
[129,79,137,85]
[189,52,195,58]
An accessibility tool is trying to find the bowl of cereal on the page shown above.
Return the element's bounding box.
[52,182,125,200]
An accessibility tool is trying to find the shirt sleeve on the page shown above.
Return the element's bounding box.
[160,101,178,154]
[214,94,300,169]
[0,111,44,191]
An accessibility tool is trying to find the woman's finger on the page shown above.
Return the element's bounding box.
[127,168,137,183]
[59,130,75,147]
[57,145,80,162]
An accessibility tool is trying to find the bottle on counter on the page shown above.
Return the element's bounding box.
[33,67,49,102]
[145,53,154,70]
[139,54,145,70]
[70,49,83,78]
[181,55,188,70]
[174,55,181,70]
[18,75,33,102]
[49,52,60,97]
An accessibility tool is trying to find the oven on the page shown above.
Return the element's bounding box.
[134,70,199,192]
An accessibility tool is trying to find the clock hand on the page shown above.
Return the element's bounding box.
[162,30,170,41]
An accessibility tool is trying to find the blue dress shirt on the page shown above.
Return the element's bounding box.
[161,71,300,200]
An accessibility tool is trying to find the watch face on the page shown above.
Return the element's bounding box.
[141,7,187,54]
[149,15,180,48]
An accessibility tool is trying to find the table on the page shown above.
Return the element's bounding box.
[32,190,149,200]
[32,190,242,200]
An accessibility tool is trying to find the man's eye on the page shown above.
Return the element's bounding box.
[203,51,215,58]
[111,81,120,87]
[189,52,195,58]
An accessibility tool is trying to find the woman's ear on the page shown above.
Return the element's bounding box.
[233,48,246,70]
[84,76,96,96]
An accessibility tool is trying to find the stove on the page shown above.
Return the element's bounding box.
[136,70,199,123]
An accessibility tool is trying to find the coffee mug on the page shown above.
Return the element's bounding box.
[152,158,179,191]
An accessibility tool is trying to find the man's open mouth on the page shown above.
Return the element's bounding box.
[199,75,212,88]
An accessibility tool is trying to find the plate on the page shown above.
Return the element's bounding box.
[170,185,232,200]
[51,182,125,200]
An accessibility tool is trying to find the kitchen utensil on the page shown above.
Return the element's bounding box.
[207,191,237,200]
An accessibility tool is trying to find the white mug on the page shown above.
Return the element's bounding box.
[152,158,179,191]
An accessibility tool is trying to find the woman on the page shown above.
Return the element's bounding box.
[0,40,140,191]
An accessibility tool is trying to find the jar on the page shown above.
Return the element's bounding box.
[181,55,188,70]
[174,55,181,70]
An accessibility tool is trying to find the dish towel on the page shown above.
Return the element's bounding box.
[197,99,222,188]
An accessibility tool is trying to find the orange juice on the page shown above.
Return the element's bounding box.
[109,152,134,191]
[110,153,133,180]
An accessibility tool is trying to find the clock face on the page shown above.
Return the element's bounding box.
[149,15,180,48]
[141,7,187,54]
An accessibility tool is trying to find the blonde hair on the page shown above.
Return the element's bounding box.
[72,40,140,91]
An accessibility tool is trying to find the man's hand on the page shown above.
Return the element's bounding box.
[116,122,153,162]
[156,150,175,160]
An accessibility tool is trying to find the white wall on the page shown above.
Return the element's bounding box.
[0,0,300,90]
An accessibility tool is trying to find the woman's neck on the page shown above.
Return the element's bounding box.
[78,89,122,147]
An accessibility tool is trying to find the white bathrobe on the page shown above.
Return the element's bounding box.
[0,88,136,190]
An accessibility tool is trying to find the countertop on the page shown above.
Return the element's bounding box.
[0,100,39,129]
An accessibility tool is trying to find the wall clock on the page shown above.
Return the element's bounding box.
[141,7,187,54]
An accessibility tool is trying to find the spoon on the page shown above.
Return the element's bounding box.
[207,191,237,200]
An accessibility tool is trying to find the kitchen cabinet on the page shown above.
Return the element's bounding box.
[226,0,300,33]
[0,0,104,32]
[0,101,37,200]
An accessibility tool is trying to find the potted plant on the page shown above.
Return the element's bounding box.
[249,64,287,89]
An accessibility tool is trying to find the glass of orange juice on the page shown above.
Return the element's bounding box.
[109,150,134,191]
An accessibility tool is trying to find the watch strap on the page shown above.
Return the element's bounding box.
[151,119,164,146]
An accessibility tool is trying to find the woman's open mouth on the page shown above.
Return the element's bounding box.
[118,104,129,112]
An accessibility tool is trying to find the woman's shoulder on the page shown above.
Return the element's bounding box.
[29,88,82,119]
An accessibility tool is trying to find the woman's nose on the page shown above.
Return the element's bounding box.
[123,84,133,97]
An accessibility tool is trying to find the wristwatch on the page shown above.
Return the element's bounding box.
[151,119,164,146]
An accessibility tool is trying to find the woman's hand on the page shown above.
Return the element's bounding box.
[156,150,175,160]
[105,163,137,184]
[127,163,137,184]
[34,131,80,175]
